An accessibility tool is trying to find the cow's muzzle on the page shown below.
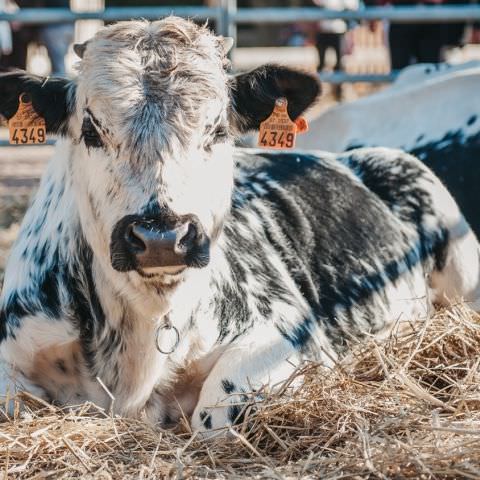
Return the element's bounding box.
[110,214,210,272]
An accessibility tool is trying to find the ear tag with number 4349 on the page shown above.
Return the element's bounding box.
[257,98,308,150]
[8,93,47,145]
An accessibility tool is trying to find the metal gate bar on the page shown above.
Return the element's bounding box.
[1,5,480,27]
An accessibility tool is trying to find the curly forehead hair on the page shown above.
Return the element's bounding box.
[94,17,229,68]
[76,17,231,156]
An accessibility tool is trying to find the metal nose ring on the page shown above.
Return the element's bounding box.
[155,321,180,355]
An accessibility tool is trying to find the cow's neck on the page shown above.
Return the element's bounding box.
[79,235,217,415]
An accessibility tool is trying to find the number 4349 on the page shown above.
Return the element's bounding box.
[259,130,295,148]
[11,127,46,144]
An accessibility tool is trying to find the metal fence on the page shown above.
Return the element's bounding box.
[1,2,480,66]
[1,3,480,36]
[1,3,480,72]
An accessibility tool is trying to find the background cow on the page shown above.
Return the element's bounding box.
[297,61,480,235]
[1,18,479,438]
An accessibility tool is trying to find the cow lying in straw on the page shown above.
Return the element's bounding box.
[1,17,479,437]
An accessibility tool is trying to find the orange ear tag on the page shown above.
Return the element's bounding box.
[257,98,308,150]
[8,93,47,145]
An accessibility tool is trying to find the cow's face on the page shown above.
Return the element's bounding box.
[0,17,320,286]
[72,19,235,281]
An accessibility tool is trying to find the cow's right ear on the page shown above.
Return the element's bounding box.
[0,71,75,135]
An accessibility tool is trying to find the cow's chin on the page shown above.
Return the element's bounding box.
[136,265,188,287]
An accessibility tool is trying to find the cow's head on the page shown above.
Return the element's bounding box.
[0,17,320,286]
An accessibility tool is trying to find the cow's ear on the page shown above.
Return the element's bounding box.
[0,71,75,135]
[229,64,321,133]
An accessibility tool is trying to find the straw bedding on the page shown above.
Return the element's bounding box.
[1,304,480,479]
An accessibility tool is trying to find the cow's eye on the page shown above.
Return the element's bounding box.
[81,118,102,148]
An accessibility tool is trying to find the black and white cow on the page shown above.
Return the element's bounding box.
[1,18,479,437]
[297,61,480,235]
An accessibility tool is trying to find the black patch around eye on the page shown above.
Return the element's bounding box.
[81,117,103,148]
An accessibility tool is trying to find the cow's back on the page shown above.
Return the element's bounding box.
[224,149,447,350]
[298,66,480,153]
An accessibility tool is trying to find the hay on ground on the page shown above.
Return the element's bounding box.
[1,304,480,479]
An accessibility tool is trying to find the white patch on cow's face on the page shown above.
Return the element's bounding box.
[68,18,235,284]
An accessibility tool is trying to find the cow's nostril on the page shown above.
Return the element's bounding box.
[177,223,198,252]
[125,224,147,252]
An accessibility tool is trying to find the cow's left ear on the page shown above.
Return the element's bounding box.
[0,71,75,135]
[229,64,321,133]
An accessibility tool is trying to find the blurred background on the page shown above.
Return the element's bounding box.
[1,0,479,95]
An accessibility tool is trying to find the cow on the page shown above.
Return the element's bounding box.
[1,17,479,438]
[297,61,480,235]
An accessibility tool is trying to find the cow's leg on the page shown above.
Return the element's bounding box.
[0,317,102,411]
[0,357,49,415]
[190,321,334,437]
[190,325,296,437]
[425,176,480,310]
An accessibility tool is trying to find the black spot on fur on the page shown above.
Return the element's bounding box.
[64,241,106,372]
[227,401,249,426]
[221,379,236,394]
[0,247,63,341]
[56,359,68,374]
[199,410,212,430]
[228,404,241,424]
[162,411,175,428]
[142,195,162,217]
[467,115,477,126]
[37,260,62,318]
[0,309,7,342]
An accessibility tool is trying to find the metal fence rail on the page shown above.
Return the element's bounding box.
[1,5,480,29]
[0,6,221,24]
[233,5,480,23]
[318,71,399,83]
